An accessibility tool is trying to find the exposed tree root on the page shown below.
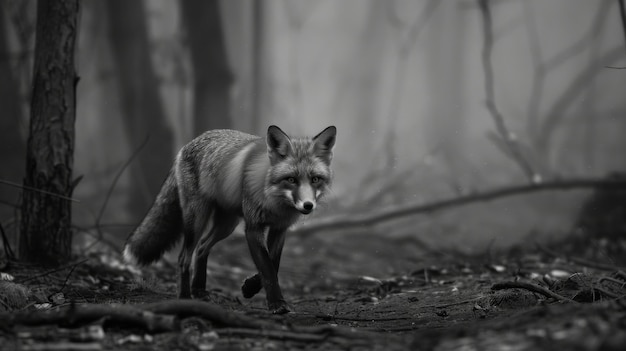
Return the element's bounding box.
[0,299,388,343]
[0,303,177,332]
[140,299,270,329]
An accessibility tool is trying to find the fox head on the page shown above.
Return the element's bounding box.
[266,125,336,215]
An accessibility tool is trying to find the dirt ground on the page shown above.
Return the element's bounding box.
[1,230,626,350]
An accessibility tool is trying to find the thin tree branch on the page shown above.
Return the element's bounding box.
[523,0,544,140]
[381,0,439,180]
[536,46,624,151]
[477,0,540,183]
[18,258,89,283]
[84,135,150,251]
[0,179,79,203]
[96,135,150,226]
[294,177,626,236]
[543,1,612,71]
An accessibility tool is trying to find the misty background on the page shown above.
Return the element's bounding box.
[1,0,625,254]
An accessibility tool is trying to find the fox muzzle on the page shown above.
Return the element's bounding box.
[294,184,316,214]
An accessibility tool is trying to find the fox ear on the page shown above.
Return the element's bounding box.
[267,125,293,162]
[312,126,336,163]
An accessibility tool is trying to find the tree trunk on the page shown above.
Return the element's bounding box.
[19,0,79,265]
[180,0,233,135]
[105,0,175,221]
[0,6,27,218]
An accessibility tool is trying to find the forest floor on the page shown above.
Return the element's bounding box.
[1,230,626,350]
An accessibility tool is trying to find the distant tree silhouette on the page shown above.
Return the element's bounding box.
[181,0,233,135]
[105,0,175,221]
[0,4,26,220]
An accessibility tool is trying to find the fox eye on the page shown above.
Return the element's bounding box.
[286,177,296,184]
[311,176,320,183]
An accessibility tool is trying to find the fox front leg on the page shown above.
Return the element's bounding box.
[244,225,289,314]
[241,227,287,299]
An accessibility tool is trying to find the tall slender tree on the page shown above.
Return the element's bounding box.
[0,4,27,220]
[20,0,79,264]
[180,0,233,135]
[105,0,175,220]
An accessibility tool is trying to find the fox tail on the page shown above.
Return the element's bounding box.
[123,169,183,266]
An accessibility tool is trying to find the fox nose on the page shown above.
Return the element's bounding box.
[303,201,314,211]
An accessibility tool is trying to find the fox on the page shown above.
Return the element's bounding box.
[123,125,336,314]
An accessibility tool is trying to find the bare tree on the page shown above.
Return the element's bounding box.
[180,0,233,135]
[105,0,175,220]
[19,0,79,264]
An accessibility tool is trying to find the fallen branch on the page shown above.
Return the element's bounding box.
[141,300,394,340]
[294,177,626,236]
[140,299,272,329]
[491,281,576,303]
[0,300,384,342]
[0,303,178,332]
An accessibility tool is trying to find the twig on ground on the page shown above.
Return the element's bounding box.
[591,286,619,299]
[491,281,576,303]
[422,296,486,309]
[0,298,11,311]
[598,276,626,288]
[218,327,327,342]
[312,313,413,322]
[57,260,84,293]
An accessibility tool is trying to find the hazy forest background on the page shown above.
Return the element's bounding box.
[1,0,625,256]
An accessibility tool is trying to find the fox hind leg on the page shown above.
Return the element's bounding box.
[178,198,212,298]
[190,207,239,296]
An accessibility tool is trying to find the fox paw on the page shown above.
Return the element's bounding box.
[268,300,290,315]
[241,274,262,299]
